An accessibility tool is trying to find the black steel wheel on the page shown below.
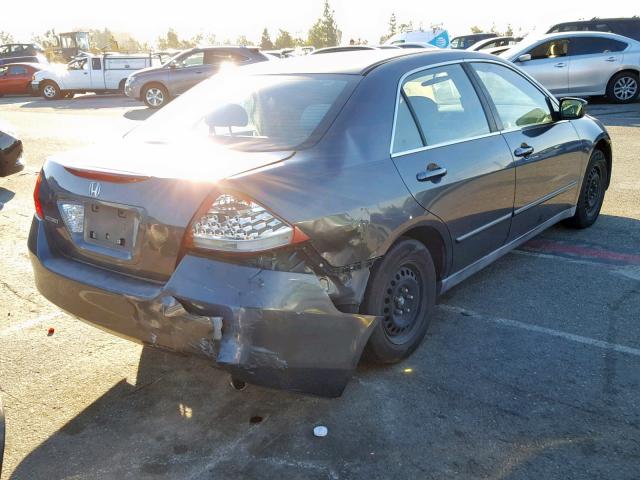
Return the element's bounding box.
[361,238,436,363]
[564,149,608,229]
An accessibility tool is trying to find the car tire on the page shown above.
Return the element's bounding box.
[564,148,608,229]
[361,238,436,364]
[40,81,61,100]
[118,79,127,94]
[606,71,639,104]
[143,84,169,109]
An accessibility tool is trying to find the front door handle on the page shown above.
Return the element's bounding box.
[416,163,447,182]
[554,62,566,68]
[514,143,534,157]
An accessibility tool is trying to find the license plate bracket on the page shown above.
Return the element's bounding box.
[84,202,138,252]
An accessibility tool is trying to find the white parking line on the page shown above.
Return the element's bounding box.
[0,312,62,337]
[439,304,640,357]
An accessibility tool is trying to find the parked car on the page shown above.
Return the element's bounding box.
[124,46,269,108]
[502,32,640,103]
[30,49,611,396]
[32,53,156,99]
[385,29,451,48]
[394,42,437,49]
[0,120,24,177]
[0,44,48,67]
[449,33,497,49]
[467,36,521,51]
[311,45,377,54]
[482,45,515,56]
[0,63,44,96]
[547,17,640,42]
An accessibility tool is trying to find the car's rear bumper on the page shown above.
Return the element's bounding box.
[28,217,377,397]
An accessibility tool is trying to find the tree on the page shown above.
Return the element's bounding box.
[307,0,340,48]
[274,29,294,49]
[470,25,483,34]
[260,28,274,50]
[389,13,397,37]
[398,21,413,33]
[0,31,14,44]
[236,35,253,47]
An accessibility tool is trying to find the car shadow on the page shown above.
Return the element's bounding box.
[0,188,15,211]
[14,94,140,110]
[123,108,155,121]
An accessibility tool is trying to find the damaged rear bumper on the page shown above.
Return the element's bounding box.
[28,218,378,397]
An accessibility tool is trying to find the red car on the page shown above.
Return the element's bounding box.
[0,63,42,96]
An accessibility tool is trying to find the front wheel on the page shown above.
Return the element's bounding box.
[361,238,436,364]
[606,72,639,104]
[564,149,608,229]
[143,84,168,109]
[41,81,61,100]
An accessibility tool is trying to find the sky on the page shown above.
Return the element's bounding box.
[3,0,638,45]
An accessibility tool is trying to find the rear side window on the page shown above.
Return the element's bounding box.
[472,62,552,129]
[9,66,27,75]
[91,58,102,70]
[401,64,490,146]
[392,95,423,153]
[528,39,568,59]
[569,37,627,56]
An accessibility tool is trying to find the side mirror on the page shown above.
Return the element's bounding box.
[517,53,532,62]
[559,97,587,120]
[168,61,177,69]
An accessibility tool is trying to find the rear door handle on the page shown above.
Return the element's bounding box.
[416,163,447,182]
[514,143,534,157]
[554,62,566,68]
[605,56,617,62]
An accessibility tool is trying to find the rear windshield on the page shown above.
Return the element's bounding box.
[127,73,357,151]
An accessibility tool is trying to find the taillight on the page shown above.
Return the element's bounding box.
[184,193,309,253]
[33,171,44,219]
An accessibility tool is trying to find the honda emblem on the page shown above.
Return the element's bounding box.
[89,182,101,198]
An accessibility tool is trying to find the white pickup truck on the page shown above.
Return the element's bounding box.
[32,53,158,99]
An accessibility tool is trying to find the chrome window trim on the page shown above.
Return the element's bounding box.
[391,131,501,158]
[389,57,562,158]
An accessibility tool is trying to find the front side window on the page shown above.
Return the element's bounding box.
[401,64,490,146]
[528,39,569,60]
[9,66,27,75]
[68,59,88,71]
[472,62,553,129]
[178,52,204,68]
[569,37,627,56]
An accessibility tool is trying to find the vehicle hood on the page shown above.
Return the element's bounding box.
[49,139,294,181]
[129,65,167,78]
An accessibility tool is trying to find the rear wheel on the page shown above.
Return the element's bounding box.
[143,84,168,108]
[564,149,608,229]
[361,238,436,364]
[41,81,61,100]
[606,71,639,104]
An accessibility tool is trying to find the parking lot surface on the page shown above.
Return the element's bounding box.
[1,94,639,479]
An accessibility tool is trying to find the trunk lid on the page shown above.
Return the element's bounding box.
[40,140,292,281]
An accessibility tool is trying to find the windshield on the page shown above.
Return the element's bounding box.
[127,72,357,151]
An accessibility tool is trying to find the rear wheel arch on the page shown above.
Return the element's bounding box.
[389,225,449,282]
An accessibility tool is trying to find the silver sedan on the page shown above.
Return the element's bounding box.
[502,32,640,103]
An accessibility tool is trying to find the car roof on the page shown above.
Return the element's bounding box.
[526,31,638,42]
[238,49,484,75]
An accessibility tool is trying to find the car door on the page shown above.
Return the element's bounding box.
[64,58,91,89]
[168,50,208,95]
[391,63,515,272]
[567,36,627,95]
[470,61,584,240]
[7,65,30,93]
[515,39,570,95]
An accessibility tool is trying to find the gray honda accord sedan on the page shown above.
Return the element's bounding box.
[29,50,611,396]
